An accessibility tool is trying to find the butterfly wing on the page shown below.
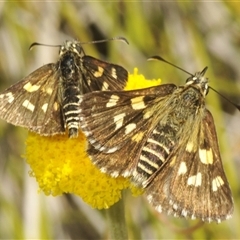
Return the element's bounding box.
[82,56,128,92]
[145,109,233,222]
[0,63,65,135]
[79,84,177,177]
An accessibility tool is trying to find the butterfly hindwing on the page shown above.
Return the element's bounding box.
[82,56,128,92]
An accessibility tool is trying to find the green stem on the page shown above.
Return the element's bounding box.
[105,192,128,240]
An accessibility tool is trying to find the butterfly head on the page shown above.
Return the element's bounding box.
[60,40,85,58]
[185,67,209,97]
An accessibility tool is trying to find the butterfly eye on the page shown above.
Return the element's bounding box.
[74,43,85,55]
[69,42,85,56]
[59,45,65,54]
[205,84,209,95]
[185,76,194,83]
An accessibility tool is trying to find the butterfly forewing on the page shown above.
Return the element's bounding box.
[0,64,65,135]
[79,68,233,222]
[80,84,176,177]
[0,40,128,137]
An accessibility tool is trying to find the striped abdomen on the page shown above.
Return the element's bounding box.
[133,125,177,186]
[62,84,81,138]
[60,52,82,138]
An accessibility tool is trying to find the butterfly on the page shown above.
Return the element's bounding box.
[78,57,233,222]
[0,40,128,138]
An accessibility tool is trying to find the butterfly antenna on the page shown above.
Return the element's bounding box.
[148,55,194,76]
[29,42,62,50]
[209,86,240,111]
[29,37,129,51]
[80,36,129,45]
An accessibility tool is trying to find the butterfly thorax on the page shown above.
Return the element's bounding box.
[170,85,206,121]
[166,70,209,126]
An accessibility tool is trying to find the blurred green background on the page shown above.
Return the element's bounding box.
[0,1,240,239]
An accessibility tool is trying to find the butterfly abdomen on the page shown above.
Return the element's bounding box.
[62,85,81,138]
[133,125,177,186]
[60,52,82,138]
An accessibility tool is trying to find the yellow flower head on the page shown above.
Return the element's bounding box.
[25,68,161,209]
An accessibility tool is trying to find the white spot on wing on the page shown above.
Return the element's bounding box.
[156,205,162,213]
[226,214,232,220]
[147,194,153,202]
[102,81,109,90]
[131,96,146,110]
[113,113,125,130]
[83,130,91,137]
[186,141,194,152]
[173,212,178,217]
[106,95,119,107]
[111,171,119,177]
[93,66,104,77]
[199,148,213,164]
[22,100,35,112]
[131,132,144,143]
[212,176,224,192]
[100,167,107,173]
[125,123,136,134]
[53,102,59,111]
[111,67,117,79]
[41,103,48,113]
[122,170,131,177]
[1,92,15,103]
[181,209,188,217]
[23,82,40,92]
[143,110,152,119]
[173,203,178,210]
[187,172,202,187]
[99,145,106,151]
[45,87,53,95]
[177,161,187,175]
[105,146,119,153]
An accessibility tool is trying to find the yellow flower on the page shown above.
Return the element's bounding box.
[125,68,161,90]
[25,68,161,209]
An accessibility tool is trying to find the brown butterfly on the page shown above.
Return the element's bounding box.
[79,57,234,222]
[0,39,128,137]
